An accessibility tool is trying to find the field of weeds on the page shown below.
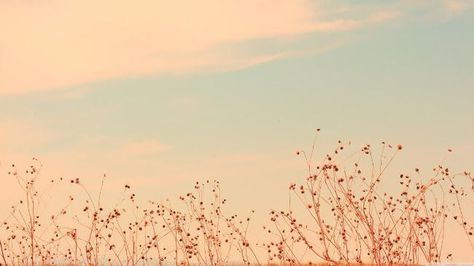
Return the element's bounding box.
[1,136,473,265]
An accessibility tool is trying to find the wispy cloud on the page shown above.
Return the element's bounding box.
[0,0,400,95]
[443,0,474,13]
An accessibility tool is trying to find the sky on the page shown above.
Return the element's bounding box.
[1,0,474,261]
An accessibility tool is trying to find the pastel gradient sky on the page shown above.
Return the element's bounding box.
[1,0,474,259]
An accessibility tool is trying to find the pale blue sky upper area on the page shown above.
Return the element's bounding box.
[0,2,473,210]
[3,10,473,147]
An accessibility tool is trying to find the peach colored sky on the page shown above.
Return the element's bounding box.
[1,0,474,262]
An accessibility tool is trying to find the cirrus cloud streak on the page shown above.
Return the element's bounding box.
[0,0,399,95]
